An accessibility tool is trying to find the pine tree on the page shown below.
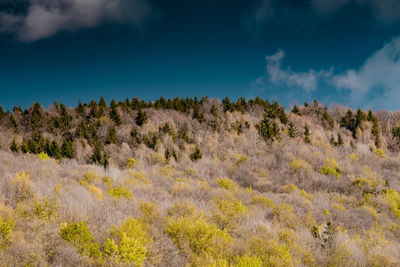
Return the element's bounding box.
[288,122,297,138]
[61,139,74,159]
[10,139,19,153]
[91,142,103,164]
[337,134,343,146]
[190,146,202,161]
[304,124,311,144]
[30,102,44,131]
[106,127,118,145]
[135,109,148,126]
[291,105,300,115]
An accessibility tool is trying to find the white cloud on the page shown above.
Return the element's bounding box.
[262,37,400,109]
[265,50,332,92]
[0,0,157,42]
[334,37,400,107]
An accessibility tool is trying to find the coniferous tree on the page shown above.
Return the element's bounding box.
[288,122,297,138]
[10,139,19,153]
[91,142,103,164]
[106,127,118,145]
[337,134,343,146]
[135,109,148,126]
[61,139,74,159]
[30,102,44,131]
[304,124,311,144]
[291,105,300,115]
[190,146,202,161]
[49,141,62,160]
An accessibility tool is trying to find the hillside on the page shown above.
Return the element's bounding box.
[1,97,400,266]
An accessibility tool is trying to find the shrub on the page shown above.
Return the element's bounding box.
[60,222,102,258]
[135,109,148,126]
[213,197,247,230]
[105,218,152,265]
[0,218,15,246]
[87,185,103,200]
[33,198,58,220]
[385,189,400,220]
[374,148,385,158]
[37,151,49,161]
[216,178,236,191]
[10,139,19,153]
[167,201,198,219]
[190,146,202,161]
[165,216,231,260]
[80,170,101,186]
[249,238,294,267]
[126,158,137,168]
[320,157,341,178]
[126,170,151,184]
[290,157,311,173]
[349,153,359,162]
[251,195,275,208]
[12,171,35,202]
[108,185,132,200]
[235,254,263,267]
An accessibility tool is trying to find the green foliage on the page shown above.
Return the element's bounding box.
[374,148,385,158]
[0,218,15,246]
[320,157,340,178]
[235,254,263,267]
[165,216,231,259]
[216,178,236,191]
[105,218,152,265]
[385,189,400,220]
[291,105,300,115]
[136,109,148,126]
[322,107,334,128]
[105,127,118,145]
[213,197,248,229]
[249,238,294,267]
[37,151,49,161]
[10,139,19,153]
[287,122,297,138]
[108,185,132,199]
[61,139,74,159]
[60,222,102,258]
[126,158,137,168]
[303,124,311,144]
[80,170,101,186]
[190,146,202,161]
[257,117,280,142]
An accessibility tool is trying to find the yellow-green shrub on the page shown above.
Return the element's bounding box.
[88,185,103,200]
[33,198,58,220]
[374,149,385,158]
[167,201,198,219]
[126,170,151,184]
[273,203,297,228]
[290,157,311,173]
[105,218,152,265]
[161,165,175,178]
[216,177,236,191]
[349,153,359,162]
[108,185,132,200]
[102,176,114,188]
[320,157,340,178]
[249,237,294,267]
[0,217,15,246]
[80,170,100,186]
[12,171,35,202]
[60,222,102,258]
[235,254,263,267]
[37,152,49,161]
[251,195,275,208]
[213,197,247,229]
[385,189,400,220]
[165,216,231,260]
[126,158,137,168]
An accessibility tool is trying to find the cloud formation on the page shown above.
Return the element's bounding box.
[0,0,157,42]
[266,50,332,92]
[263,37,400,109]
[334,37,400,107]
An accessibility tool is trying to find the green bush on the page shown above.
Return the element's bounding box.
[320,157,340,178]
[0,218,15,246]
[190,146,202,161]
[105,218,152,265]
[216,177,236,191]
[37,151,49,161]
[60,222,102,258]
[213,197,247,229]
[235,254,263,267]
[126,158,137,168]
[165,216,231,260]
[108,185,132,200]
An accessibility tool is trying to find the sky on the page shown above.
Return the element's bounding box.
[1,0,400,110]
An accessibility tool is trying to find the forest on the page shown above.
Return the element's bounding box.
[0,97,400,266]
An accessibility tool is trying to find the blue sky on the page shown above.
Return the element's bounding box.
[1,0,400,110]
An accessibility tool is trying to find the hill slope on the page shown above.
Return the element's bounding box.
[1,98,400,266]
